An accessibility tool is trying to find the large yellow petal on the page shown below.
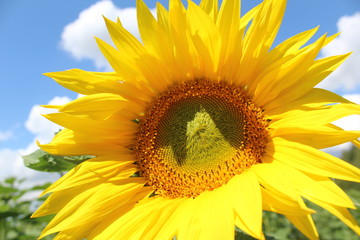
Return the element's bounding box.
[104,16,146,58]
[44,70,123,95]
[310,199,360,236]
[261,187,315,216]
[265,53,350,110]
[228,170,263,239]
[271,124,360,149]
[216,0,246,84]
[178,187,235,240]
[38,179,147,238]
[43,113,138,140]
[241,0,286,88]
[270,103,360,128]
[243,0,285,58]
[46,93,129,120]
[187,1,221,75]
[254,35,326,106]
[169,0,198,80]
[95,37,137,78]
[136,0,158,54]
[252,162,355,208]
[40,154,137,196]
[263,26,319,65]
[265,88,353,116]
[89,197,184,240]
[105,17,171,93]
[286,213,319,240]
[39,129,125,156]
[154,3,181,81]
[216,0,240,64]
[199,0,218,21]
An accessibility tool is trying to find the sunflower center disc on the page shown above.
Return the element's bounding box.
[159,97,244,173]
[136,80,269,198]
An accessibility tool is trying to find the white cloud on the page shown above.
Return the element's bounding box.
[0,96,72,186]
[25,96,72,145]
[0,148,58,188]
[317,12,360,91]
[0,129,13,142]
[60,0,142,70]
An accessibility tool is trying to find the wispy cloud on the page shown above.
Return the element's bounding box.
[318,12,360,92]
[25,96,72,144]
[0,96,72,186]
[0,129,13,142]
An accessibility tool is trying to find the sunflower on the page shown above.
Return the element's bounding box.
[33,0,360,239]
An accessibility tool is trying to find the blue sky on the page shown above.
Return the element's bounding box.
[0,0,359,184]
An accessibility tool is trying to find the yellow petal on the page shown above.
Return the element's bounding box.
[254,35,326,106]
[91,197,184,240]
[239,2,260,30]
[168,0,197,79]
[252,162,355,208]
[266,87,353,116]
[38,180,147,238]
[271,124,360,149]
[104,16,145,57]
[216,0,240,51]
[228,170,263,239]
[241,0,286,88]
[286,214,319,240]
[266,53,350,109]
[178,187,235,240]
[353,139,360,149]
[39,129,125,156]
[243,0,286,57]
[252,163,301,202]
[199,0,218,21]
[310,199,360,236]
[97,25,169,94]
[136,0,158,53]
[264,26,319,64]
[40,154,137,196]
[187,0,221,74]
[44,70,123,95]
[270,103,360,128]
[56,93,128,119]
[261,187,315,216]
[43,113,138,140]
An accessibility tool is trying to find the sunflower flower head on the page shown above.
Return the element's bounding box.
[33,0,360,239]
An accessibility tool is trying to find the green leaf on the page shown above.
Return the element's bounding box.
[4,177,16,185]
[235,228,276,240]
[0,185,17,194]
[22,149,80,172]
[22,149,94,173]
[0,205,10,213]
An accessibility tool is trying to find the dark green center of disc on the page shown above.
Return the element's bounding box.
[156,96,245,173]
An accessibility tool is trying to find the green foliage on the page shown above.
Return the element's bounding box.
[0,177,55,240]
[23,149,93,172]
[235,228,276,240]
[342,145,360,168]
[336,146,360,190]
